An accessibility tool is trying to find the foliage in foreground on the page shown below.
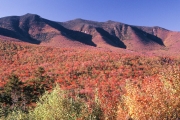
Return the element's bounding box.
[117,65,180,119]
[2,85,103,120]
[2,70,180,120]
[0,67,55,118]
[29,85,102,120]
[0,41,180,119]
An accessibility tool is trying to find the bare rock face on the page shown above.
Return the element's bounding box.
[0,13,180,52]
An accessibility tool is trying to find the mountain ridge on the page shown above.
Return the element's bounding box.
[0,13,180,52]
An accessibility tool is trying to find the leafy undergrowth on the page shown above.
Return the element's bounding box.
[0,41,180,119]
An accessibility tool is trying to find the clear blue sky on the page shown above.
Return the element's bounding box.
[0,0,180,31]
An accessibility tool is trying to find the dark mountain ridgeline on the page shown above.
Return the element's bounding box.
[131,27,165,46]
[43,19,96,47]
[95,27,126,48]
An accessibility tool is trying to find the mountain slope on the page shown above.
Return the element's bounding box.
[0,13,180,51]
[0,14,96,47]
[60,19,171,51]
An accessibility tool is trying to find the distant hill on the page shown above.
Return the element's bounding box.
[0,13,180,52]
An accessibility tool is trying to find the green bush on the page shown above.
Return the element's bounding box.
[29,85,84,120]
[29,85,103,120]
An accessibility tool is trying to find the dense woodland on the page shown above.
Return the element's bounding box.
[0,41,180,119]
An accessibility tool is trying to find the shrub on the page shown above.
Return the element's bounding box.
[28,84,103,120]
[117,74,180,120]
[29,85,85,119]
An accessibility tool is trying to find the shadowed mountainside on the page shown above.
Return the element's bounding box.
[0,13,180,51]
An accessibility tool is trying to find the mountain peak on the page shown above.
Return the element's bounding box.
[74,18,85,21]
[20,13,41,23]
[22,13,40,17]
[106,20,116,23]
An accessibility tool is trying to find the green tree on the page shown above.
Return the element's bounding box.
[0,74,27,117]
